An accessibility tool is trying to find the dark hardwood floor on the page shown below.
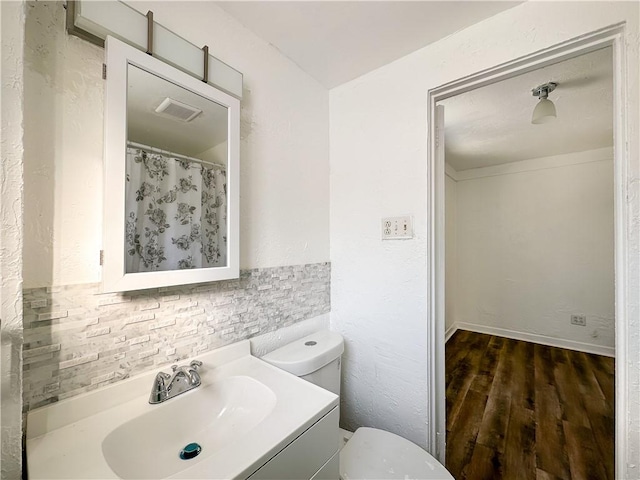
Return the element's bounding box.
[445,330,614,480]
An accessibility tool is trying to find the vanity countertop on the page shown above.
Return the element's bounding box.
[26,340,338,479]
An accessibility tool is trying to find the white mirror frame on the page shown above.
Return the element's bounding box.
[103,36,239,293]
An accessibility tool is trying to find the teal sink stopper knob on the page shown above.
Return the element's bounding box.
[179,442,202,460]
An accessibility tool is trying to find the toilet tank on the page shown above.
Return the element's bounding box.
[261,331,344,395]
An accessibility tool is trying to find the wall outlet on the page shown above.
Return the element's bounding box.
[571,314,587,326]
[382,216,413,240]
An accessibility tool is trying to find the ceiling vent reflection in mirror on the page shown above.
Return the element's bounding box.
[155,98,203,122]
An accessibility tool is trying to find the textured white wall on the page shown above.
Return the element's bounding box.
[0,1,25,477]
[23,2,104,288]
[453,149,614,351]
[330,1,639,468]
[23,1,330,288]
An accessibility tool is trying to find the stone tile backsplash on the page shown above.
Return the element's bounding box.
[22,262,330,411]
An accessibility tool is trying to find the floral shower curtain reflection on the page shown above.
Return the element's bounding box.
[125,144,227,272]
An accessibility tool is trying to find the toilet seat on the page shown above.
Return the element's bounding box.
[339,427,454,480]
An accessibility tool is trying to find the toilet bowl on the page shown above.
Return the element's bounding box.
[262,331,454,480]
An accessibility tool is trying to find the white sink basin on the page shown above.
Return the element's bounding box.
[26,340,338,479]
[102,375,277,479]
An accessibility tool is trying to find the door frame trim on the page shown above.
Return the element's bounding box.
[425,22,629,473]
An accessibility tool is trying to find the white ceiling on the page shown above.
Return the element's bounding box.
[440,47,614,171]
[216,1,522,88]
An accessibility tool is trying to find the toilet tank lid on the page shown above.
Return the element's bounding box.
[261,330,344,376]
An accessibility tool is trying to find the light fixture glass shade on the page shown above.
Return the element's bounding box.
[531,98,557,124]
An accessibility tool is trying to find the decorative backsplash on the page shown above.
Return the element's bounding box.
[22,263,330,411]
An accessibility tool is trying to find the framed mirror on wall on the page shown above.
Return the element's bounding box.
[103,36,240,292]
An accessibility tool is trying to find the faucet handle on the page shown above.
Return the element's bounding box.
[171,364,178,372]
[190,360,202,370]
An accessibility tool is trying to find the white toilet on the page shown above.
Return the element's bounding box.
[262,331,454,480]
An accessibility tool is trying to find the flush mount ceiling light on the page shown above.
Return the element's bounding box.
[531,82,558,124]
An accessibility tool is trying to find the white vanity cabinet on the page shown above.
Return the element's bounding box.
[247,407,339,480]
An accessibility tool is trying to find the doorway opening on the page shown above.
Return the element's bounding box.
[426,24,629,478]
[440,46,615,478]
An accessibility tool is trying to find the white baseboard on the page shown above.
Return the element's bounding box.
[447,321,615,357]
[445,323,458,343]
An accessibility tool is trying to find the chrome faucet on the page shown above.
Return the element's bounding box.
[149,360,202,404]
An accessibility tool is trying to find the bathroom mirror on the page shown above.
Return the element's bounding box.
[103,37,239,292]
